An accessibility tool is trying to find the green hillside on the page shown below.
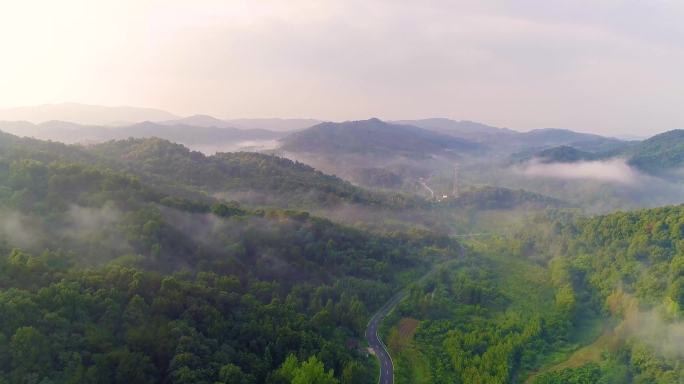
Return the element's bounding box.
[0,130,458,383]
[531,146,598,164]
[90,137,419,209]
[626,129,684,174]
[384,203,684,383]
[2,126,683,384]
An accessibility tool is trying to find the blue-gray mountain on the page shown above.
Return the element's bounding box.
[279,118,485,156]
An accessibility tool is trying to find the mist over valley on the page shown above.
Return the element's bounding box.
[4,2,684,383]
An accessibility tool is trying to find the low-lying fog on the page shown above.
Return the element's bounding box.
[189,140,281,154]
[516,158,641,185]
[502,158,684,212]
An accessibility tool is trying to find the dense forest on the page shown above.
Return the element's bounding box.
[5,0,684,381]
[381,241,587,383]
[534,205,684,382]
[383,205,684,383]
[89,138,403,208]
[3,125,684,383]
[0,131,462,383]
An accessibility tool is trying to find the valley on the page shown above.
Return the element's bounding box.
[4,2,684,383]
[0,111,683,383]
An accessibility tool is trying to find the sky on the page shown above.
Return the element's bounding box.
[1,0,684,136]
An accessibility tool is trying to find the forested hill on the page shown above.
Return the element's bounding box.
[0,131,418,210]
[560,204,684,305]
[0,129,95,164]
[519,204,684,382]
[625,129,684,175]
[0,127,459,383]
[517,128,623,152]
[392,118,516,143]
[89,137,418,208]
[373,203,684,384]
[279,118,484,156]
[515,145,599,164]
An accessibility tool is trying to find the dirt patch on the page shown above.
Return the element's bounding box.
[398,318,420,338]
[388,317,420,352]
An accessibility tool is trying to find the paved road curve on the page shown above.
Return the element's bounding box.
[365,248,466,384]
[365,290,406,384]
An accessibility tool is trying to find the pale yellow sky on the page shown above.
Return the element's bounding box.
[1,0,684,135]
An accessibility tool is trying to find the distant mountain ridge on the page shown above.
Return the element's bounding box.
[161,114,233,128]
[0,102,179,125]
[0,120,283,153]
[223,118,322,132]
[403,118,627,153]
[280,118,484,156]
[0,103,320,132]
[393,118,517,143]
[162,116,321,132]
[11,105,684,176]
[519,128,625,152]
[0,104,642,154]
[518,145,599,164]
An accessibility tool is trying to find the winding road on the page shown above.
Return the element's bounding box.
[365,249,468,384]
[365,290,406,384]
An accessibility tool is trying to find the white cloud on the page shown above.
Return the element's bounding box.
[516,158,642,184]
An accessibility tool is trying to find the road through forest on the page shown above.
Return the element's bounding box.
[365,290,406,384]
[365,249,467,384]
